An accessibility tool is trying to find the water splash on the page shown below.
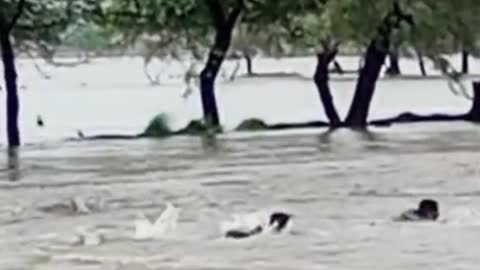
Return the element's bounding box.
[134,202,180,240]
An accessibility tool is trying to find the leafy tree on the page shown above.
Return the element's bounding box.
[62,21,113,54]
[101,0,244,129]
[0,0,99,149]
[99,0,200,85]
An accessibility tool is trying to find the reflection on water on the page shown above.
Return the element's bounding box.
[1,123,480,269]
[7,147,20,182]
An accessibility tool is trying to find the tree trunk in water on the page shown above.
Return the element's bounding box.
[344,41,387,127]
[385,50,401,76]
[462,50,469,74]
[314,51,341,127]
[245,54,253,76]
[199,0,242,128]
[467,81,480,121]
[417,50,427,77]
[0,33,20,147]
[200,29,233,128]
[332,60,344,75]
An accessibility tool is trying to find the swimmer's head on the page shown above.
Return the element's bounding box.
[269,212,291,232]
[418,199,439,220]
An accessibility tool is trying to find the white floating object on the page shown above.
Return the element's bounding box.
[134,202,180,240]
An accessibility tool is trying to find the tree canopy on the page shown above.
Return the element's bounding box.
[0,0,100,56]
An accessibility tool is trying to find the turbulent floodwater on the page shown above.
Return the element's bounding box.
[1,56,480,269]
[2,126,480,270]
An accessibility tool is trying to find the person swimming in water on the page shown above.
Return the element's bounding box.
[225,212,291,239]
[225,225,263,239]
[396,199,439,221]
[269,212,291,232]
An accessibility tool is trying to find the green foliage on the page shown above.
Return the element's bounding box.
[1,0,478,62]
[177,119,223,136]
[239,0,397,55]
[235,118,268,131]
[143,113,172,137]
[237,0,480,58]
[178,120,208,135]
[100,0,212,59]
[61,22,113,52]
[0,0,103,59]
[2,0,479,78]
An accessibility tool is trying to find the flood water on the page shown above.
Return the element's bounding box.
[1,56,480,269]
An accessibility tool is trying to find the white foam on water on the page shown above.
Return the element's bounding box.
[134,202,181,240]
[442,207,480,227]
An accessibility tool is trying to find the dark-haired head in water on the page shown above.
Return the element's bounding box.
[225,212,291,239]
[269,212,291,232]
[418,199,439,220]
[397,199,439,221]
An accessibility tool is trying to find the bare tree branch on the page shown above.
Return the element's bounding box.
[7,0,26,33]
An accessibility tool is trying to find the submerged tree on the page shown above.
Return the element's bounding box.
[344,1,414,127]
[241,0,415,128]
[0,0,99,149]
[102,0,245,129]
[0,0,25,148]
[239,0,343,127]
[198,0,244,128]
[367,0,480,126]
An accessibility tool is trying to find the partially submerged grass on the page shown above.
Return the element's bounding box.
[235,118,268,131]
[143,113,172,137]
[143,115,270,139]
[177,119,223,136]
[76,115,274,142]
